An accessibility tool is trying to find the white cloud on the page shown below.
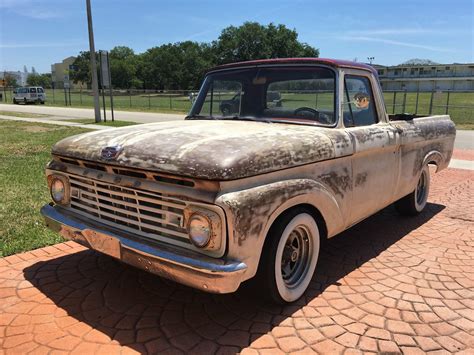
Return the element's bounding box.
[337,36,453,52]
[344,28,468,36]
[0,41,86,49]
[0,0,62,19]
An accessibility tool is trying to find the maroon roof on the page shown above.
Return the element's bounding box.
[209,57,377,75]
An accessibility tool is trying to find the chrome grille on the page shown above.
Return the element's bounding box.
[68,174,190,246]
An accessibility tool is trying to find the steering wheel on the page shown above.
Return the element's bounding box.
[294,107,320,119]
[294,107,332,124]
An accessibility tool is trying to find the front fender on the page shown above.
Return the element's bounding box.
[216,178,345,281]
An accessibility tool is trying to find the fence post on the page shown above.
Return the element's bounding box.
[429,91,434,115]
[148,92,151,109]
[52,88,55,104]
[415,90,419,114]
[402,90,407,113]
[169,94,172,110]
[392,91,396,113]
[129,91,132,107]
[445,91,450,115]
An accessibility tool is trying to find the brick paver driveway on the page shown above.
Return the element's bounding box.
[0,167,473,354]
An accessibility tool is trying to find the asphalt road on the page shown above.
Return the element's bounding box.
[454,130,474,150]
[0,103,472,149]
[0,103,184,123]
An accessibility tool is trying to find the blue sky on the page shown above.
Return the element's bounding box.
[0,0,473,73]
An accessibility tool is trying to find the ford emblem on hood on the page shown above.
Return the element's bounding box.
[101,145,123,160]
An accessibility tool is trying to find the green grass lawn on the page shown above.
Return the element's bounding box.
[0,121,91,257]
[43,90,192,113]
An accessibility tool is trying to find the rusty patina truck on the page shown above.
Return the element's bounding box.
[41,58,455,303]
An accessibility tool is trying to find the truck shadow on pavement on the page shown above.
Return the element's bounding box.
[23,203,445,353]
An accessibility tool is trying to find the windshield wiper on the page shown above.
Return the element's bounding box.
[185,114,217,120]
[220,116,272,123]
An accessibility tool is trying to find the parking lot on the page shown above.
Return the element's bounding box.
[0,166,472,354]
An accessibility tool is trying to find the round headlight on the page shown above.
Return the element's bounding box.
[51,178,66,204]
[188,214,212,248]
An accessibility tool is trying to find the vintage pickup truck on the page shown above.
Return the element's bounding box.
[41,58,455,303]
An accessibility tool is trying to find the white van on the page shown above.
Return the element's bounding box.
[13,87,46,104]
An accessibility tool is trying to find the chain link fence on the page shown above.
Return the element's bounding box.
[0,86,472,126]
[0,88,197,113]
[382,90,473,127]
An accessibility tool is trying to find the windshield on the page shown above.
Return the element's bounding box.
[189,66,336,126]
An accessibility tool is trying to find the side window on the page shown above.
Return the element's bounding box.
[343,75,378,127]
[37,88,44,93]
[30,88,37,93]
[265,78,335,123]
[199,80,242,117]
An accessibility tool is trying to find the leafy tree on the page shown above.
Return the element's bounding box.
[139,42,214,90]
[27,73,52,88]
[70,51,96,87]
[214,22,318,64]
[68,22,319,90]
[109,46,139,89]
[4,74,18,87]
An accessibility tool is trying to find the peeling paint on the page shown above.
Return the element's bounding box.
[52,120,352,181]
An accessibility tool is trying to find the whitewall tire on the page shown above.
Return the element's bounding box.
[257,208,320,304]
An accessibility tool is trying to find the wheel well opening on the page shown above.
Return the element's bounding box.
[269,203,328,242]
[427,160,439,173]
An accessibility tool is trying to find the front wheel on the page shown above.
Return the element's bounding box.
[257,209,320,304]
[395,164,430,216]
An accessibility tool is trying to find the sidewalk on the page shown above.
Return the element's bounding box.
[0,115,112,130]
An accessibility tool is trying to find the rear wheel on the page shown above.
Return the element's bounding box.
[13,98,17,104]
[23,98,27,105]
[395,164,430,216]
[257,208,320,304]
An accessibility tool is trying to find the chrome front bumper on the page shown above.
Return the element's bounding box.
[40,204,247,293]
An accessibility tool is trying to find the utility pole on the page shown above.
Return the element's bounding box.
[86,0,101,122]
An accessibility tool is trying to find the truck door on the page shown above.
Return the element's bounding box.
[342,73,400,226]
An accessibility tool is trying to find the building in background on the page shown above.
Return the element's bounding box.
[51,56,83,89]
[0,71,29,86]
[374,62,474,91]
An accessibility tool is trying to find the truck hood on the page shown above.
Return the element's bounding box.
[52,120,352,180]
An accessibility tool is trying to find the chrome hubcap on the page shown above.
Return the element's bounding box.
[281,225,311,288]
